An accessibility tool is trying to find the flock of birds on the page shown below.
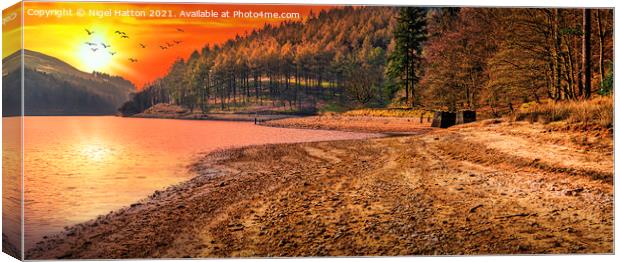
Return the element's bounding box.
[83,28,186,63]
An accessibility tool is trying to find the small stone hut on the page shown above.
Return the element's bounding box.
[456,110,476,125]
[431,111,456,128]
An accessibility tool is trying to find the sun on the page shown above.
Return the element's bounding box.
[78,34,114,72]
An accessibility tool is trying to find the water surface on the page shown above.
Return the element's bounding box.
[2,117,22,258]
[22,116,381,250]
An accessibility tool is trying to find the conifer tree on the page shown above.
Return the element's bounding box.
[387,7,427,107]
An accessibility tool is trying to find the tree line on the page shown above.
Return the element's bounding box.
[121,7,399,114]
[418,8,613,114]
[119,7,613,116]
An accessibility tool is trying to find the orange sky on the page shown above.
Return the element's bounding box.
[2,2,22,57]
[15,2,334,89]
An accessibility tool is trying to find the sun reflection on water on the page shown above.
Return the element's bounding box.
[79,143,112,162]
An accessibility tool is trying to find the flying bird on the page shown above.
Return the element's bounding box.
[101,43,111,48]
[121,35,129,39]
[139,43,146,48]
[159,45,168,50]
[115,30,127,35]
[173,40,183,44]
[176,28,184,32]
[85,42,97,46]
[128,58,138,63]
[85,29,94,35]
[90,48,98,52]
[109,51,117,56]
[166,42,173,47]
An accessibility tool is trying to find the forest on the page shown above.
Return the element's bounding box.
[118,7,614,117]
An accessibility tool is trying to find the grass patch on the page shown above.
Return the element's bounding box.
[342,108,434,118]
[513,96,613,131]
[319,102,348,114]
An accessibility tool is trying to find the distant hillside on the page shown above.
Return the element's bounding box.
[2,50,135,116]
[120,7,398,116]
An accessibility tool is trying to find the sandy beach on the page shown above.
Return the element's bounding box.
[263,115,433,134]
[26,118,613,258]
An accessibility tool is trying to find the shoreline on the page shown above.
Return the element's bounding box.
[129,112,436,134]
[126,103,311,123]
[130,112,303,123]
[22,117,388,253]
[122,102,437,134]
[26,119,613,258]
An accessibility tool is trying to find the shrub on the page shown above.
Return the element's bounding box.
[513,96,613,130]
[598,65,614,96]
[319,102,348,114]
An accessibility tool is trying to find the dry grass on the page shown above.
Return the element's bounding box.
[341,108,433,118]
[142,103,189,115]
[263,115,432,133]
[513,96,613,131]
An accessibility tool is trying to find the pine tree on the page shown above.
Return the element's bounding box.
[387,7,427,107]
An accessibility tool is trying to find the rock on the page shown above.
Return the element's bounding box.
[469,204,483,213]
[278,239,288,247]
[517,245,531,251]
[230,225,244,232]
[565,187,585,196]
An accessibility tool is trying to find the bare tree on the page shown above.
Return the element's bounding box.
[582,9,592,99]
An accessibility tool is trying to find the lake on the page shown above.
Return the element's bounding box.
[3,116,382,251]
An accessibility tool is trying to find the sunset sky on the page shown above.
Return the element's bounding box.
[9,2,334,89]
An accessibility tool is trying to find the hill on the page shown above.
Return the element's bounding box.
[2,50,135,116]
[119,6,399,116]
